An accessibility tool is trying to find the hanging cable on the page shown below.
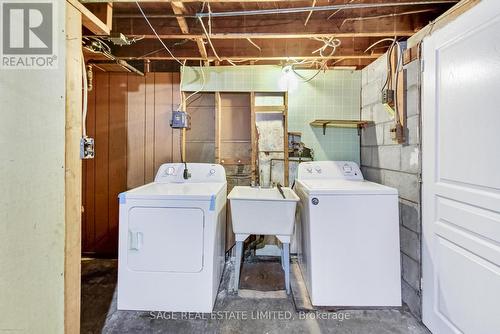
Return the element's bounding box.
[184,60,206,104]
[381,38,398,92]
[246,38,262,51]
[82,51,88,137]
[198,17,221,61]
[135,1,183,65]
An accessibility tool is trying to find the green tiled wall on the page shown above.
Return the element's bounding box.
[181,65,361,163]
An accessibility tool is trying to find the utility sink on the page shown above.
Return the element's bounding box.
[227,185,299,294]
[228,186,299,243]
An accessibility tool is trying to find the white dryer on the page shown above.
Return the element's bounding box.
[295,161,401,307]
[117,163,227,313]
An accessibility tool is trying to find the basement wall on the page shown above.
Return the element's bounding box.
[0,2,66,332]
[182,65,361,163]
[82,72,181,254]
[360,54,423,317]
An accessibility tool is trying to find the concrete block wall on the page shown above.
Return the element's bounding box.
[361,54,423,318]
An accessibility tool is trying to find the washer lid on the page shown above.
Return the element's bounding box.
[121,182,226,201]
[299,179,398,195]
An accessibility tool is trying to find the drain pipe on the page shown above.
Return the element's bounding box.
[196,1,458,18]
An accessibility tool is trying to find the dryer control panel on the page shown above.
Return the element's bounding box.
[297,161,364,180]
[155,163,226,183]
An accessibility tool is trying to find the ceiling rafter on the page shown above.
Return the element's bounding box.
[123,32,417,40]
[170,1,208,59]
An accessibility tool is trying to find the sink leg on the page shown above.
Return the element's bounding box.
[234,241,244,292]
[281,245,285,270]
[283,242,290,294]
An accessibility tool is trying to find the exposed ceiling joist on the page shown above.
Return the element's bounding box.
[195,1,458,18]
[170,1,189,34]
[125,32,417,40]
[87,0,456,68]
[82,0,305,2]
[118,54,383,61]
[170,0,207,59]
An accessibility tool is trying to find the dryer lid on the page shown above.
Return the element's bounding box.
[299,179,398,195]
[120,182,225,201]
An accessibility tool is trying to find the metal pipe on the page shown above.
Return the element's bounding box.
[196,1,458,18]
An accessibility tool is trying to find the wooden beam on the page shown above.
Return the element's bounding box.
[170,1,189,34]
[118,54,383,61]
[83,0,305,3]
[170,1,208,60]
[215,92,221,163]
[65,2,83,334]
[283,92,289,187]
[84,2,113,31]
[250,92,257,183]
[196,38,208,59]
[124,31,417,40]
[67,0,110,35]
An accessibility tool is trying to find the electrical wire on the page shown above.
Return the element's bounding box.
[381,38,398,92]
[184,60,206,105]
[364,38,395,54]
[291,37,341,83]
[82,51,88,137]
[198,16,221,61]
[135,1,183,66]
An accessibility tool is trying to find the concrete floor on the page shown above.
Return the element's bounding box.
[81,258,430,334]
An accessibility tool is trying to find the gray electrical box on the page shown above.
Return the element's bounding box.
[80,136,95,159]
[170,111,191,129]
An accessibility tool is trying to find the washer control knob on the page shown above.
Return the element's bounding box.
[209,169,216,175]
[315,166,322,173]
[166,167,175,175]
[306,167,313,173]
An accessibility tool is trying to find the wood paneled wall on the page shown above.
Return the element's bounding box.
[82,72,180,254]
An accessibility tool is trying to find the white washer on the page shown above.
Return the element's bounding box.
[295,161,401,307]
[117,163,227,313]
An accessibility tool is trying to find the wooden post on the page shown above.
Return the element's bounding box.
[283,92,289,186]
[215,92,221,163]
[65,3,82,333]
[181,91,187,161]
[250,92,257,183]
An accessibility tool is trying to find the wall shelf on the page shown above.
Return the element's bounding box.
[310,119,372,135]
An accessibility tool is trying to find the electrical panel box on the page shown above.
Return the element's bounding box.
[80,137,95,159]
[382,89,395,106]
[170,111,191,129]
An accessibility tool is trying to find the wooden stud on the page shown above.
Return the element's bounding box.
[181,91,187,162]
[214,92,221,163]
[250,92,257,183]
[283,92,289,187]
[65,3,82,333]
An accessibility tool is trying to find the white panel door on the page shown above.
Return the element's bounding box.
[422,2,500,333]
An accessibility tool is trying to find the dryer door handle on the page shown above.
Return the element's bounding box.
[129,231,143,250]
